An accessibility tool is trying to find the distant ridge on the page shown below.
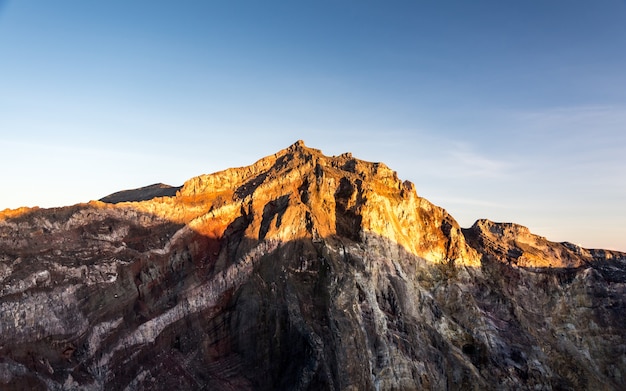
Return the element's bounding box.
[99,183,181,204]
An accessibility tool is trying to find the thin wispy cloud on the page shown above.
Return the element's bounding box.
[517,104,626,123]
[445,142,512,179]
[507,105,626,174]
[514,105,626,144]
[434,196,508,209]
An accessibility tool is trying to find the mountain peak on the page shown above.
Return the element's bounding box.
[1,142,625,390]
[288,138,308,150]
[121,141,480,266]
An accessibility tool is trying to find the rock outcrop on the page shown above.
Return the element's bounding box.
[0,141,624,390]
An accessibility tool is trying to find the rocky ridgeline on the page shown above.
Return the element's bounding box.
[0,141,625,390]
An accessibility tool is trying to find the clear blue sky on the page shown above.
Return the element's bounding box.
[1,1,625,251]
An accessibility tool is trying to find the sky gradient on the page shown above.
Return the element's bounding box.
[1,1,625,251]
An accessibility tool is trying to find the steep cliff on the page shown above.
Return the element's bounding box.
[0,141,624,390]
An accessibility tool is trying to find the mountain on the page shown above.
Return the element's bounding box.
[0,140,624,390]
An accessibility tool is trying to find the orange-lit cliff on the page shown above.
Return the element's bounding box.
[1,141,625,390]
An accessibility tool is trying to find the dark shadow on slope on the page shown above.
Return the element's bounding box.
[259,195,290,241]
[334,177,363,242]
[2,205,626,391]
[233,155,290,200]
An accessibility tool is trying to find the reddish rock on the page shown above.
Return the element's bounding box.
[0,141,624,390]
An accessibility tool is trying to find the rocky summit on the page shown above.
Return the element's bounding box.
[1,141,625,391]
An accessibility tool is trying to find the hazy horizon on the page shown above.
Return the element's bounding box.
[1,1,625,251]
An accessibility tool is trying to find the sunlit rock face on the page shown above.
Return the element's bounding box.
[0,141,625,390]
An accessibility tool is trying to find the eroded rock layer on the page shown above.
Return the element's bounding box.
[0,141,624,390]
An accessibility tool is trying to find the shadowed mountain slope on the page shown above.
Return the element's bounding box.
[0,141,624,390]
[99,183,182,204]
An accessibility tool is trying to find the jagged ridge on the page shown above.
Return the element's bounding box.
[0,141,625,390]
